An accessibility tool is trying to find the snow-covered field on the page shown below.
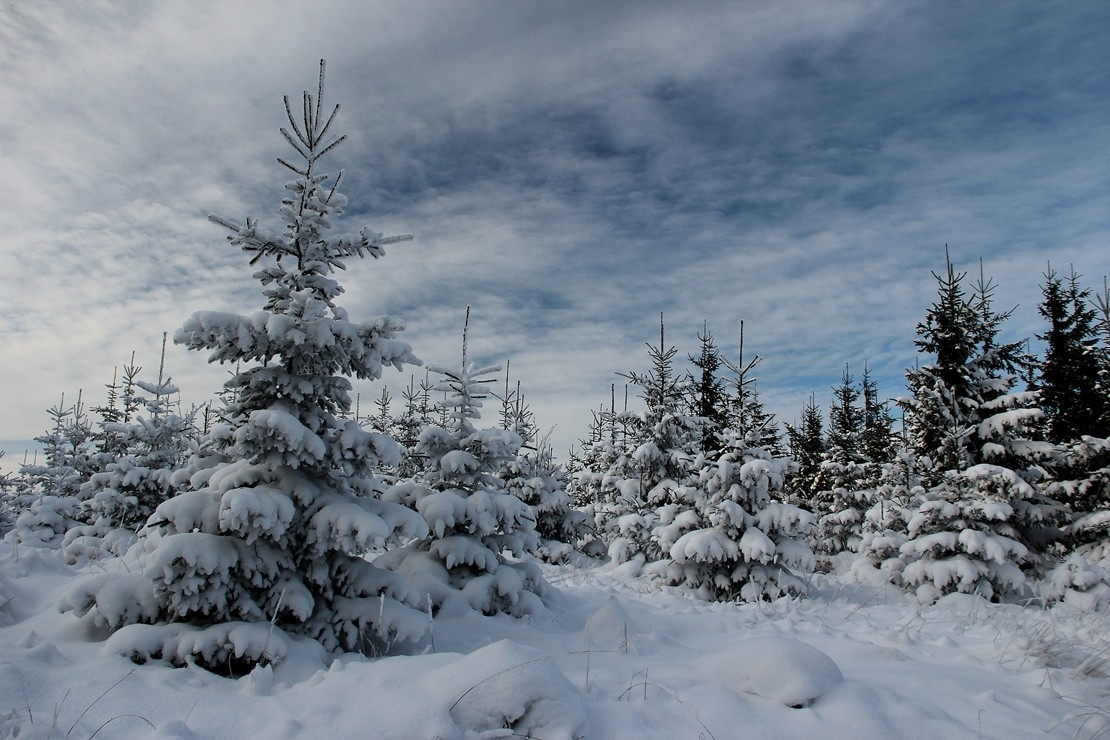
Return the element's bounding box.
[2,544,1108,740]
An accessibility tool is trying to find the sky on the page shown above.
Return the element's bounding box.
[1,0,1109,462]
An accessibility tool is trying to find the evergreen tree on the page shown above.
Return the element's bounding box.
[886,255,1065,599]
[493,364,591,562]
[784,394,824,503]
[723,321,779,451]
[741,385,782,454]
[814,368,897,557]
[62,62,429,670]
[687,323,729,451]
[860,363,896,465]
[654,426,814,601]
[1037,267,1110,442]
[850,450,926,584]
[380,308,544,616]
[894,464,1061,602]
[1046,436,1110,561]
[566,395,630,559]
[1043,276,1110,564]
[1097,278,1110,431]
[597,316,703,565]
[900,254,1030,479]
[368,387,394,437]
[7,393,94,548]
[0,452,15,537]
[391,373,432,480]
[826,367,863,463]
[809,369,873,554]
[63,338,199,563]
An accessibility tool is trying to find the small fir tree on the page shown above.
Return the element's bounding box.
[63,338,199,563]
[784,394,824,504]
[596,316,704,565]
[494,367,591,562]
[7,393,94,548]
[687,323,729,452]
[826,367,863,463]
[860,363,896,466]
[379,309,546,616]
[656,436,813,601]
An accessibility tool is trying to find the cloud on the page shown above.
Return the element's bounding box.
[2,0,1108,458]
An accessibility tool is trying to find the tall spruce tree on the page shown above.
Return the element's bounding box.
[1040,271,1110,561]
[62,62,430,670]
[901,254,1030,477]
[889,255,1065,600]
[811,368,872,554]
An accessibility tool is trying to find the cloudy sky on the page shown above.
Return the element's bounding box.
[1,0,1108,461]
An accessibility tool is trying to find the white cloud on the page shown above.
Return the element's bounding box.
[2,0,1108,456]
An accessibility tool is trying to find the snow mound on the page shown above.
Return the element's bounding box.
[584,595,637,650]
[440,640,587,739]
[703,636,843,707]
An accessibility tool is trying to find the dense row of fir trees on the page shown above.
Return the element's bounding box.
[2,63,1109,672]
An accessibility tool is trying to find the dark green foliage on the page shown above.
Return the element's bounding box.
[687,324,729,451]
[1037,267,1110,442]
[860,364,896,465]
[827,367,863,464]
[785,394,824,501]
[901,255,1029,479]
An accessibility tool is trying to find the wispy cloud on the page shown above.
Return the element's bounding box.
[2,0,1108,456]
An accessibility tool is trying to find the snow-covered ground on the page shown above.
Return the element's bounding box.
[2,543,1108,739]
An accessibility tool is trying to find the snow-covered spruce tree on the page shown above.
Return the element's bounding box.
[565,398,631,557]
[90,357,143,457]
[737,384,782,454]
[826,366,864,466]
[379,309,545,616]
[810,370,865,546]
[0,453,16,537]
[365,387,395,437]
[63,338,199,563]
[596,316,704,566]
[895,467,1043,602]
[783,393,824,506]
[1047,436,1110,562]
[891,258,1065,600]
[813,367,896,555]
[655,342,814,601]
[6,393,95,548]
[61,62,430,670]
[849,449,925,585]
[898,256,1039,480]
[389,373,434,481]
[1036,269,1110,562]
[722,320,781,452]
[494,370,591,563]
